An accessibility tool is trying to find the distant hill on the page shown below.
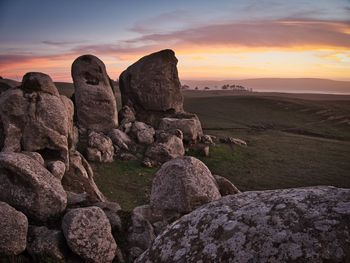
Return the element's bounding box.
[182,78,350,94]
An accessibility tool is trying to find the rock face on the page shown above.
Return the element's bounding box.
[0,201,28,256]
[137,186,350,263]
[0,152,67,222]
[158,116,203,143]
[119,49,184,126]
[86,131,114,162]
[62,206,117,263]
[72,55,118,133]
[150,157,221,214]
[0,72,70,165]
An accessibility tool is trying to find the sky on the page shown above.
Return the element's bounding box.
[0,0,349,82]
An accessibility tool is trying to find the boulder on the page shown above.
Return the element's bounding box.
[62,206,117,263]
[137,186,350,263]
[62,150,105,202]
[131,121,155,145]
[158,116,203,143]
[0,152,67,222]
[213,174,241,196]
[0,78,20,95]
[108,128,134,151]
[145,130,185,166]
[27,226,67,261]
[60,95,77,150]
[119,49,184,126]
[93,201,122,232]
[72,54,118,133]
[0,201,28,256]
[0,72,70,166]
[21,151,45,165]
[86,131,114,162]
[47,160,66,180]
[150,156,221,214]
[118,105,136,124]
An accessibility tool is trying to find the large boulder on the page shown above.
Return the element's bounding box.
[150,156,221,214]
[62,206,117,263]
[0,72,70,165]
[137,186,350,263]
[119,49,184,126]
[158,116,203,143]
[0,201,28,256]
[0,152,67,222]
[62,150,105,202]
[72,54,118,133]
[86,131,114,163]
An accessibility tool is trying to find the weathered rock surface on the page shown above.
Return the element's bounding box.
[94,201,122,232]
[150,157,221,214]
[0,201,28,256]
[86,131,114,162]
[62,206,117,263]
[62,150,105,202]
[60,95,78,150]
[137,186,350,263]
[0,72,70,165]
[118,105,136,124]
[72,55,118,133]
[27,226,67,261]
[158,116,203,142]
[108,128,134,151]
[131,121,155,145]
[0,152,67,222]
[214,174,241,196]
[119,49,184,126]
[47,160,66,180]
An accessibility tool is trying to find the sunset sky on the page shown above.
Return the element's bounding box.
[0,0,349,82]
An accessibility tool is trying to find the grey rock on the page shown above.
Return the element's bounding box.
[213,174,241,196]
[0,201,28,256]
[72,55,118,133]
[93,201,122,232]
[86,131,114,162]
[137,186,350,263]
[128,213,156,252]
[62,206,117,263]
[47,160,66,180]
[119,49,184,126]
[131,121,155,145]
[150,156,221,214]
[0,152,67,222]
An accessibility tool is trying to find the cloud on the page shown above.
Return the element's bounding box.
[42,40,84,47]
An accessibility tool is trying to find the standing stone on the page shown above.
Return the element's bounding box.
[119,49,184,126]
[62,206,117,263]
[0,201,28,256]
[72,55,118,133]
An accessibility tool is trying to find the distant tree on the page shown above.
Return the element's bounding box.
[204,87,210,90]
[221,84,229,90]
[195,86,199,90]
[182,84,190,90]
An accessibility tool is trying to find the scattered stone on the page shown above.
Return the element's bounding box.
[72,55,118,133]
[119,152,138,161]
[213,174,241,196]
[119,49,184,126]
[220,137,247,146]
[131,121,155,145]
[137,186,350,263]
[86,131,114,162]
[150,156,221,214]
[47,160,66,180]
[108,128,133,151]
[200,134,215,145]
[62,206,117,263]
[0,201,28,256]
[0,152,67,222]
[27,226,67,261]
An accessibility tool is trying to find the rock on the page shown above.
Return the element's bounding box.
[190,143,210,157]
[47,160,66,180]
[93,201,122,232]
[213,174,241,196]
[62,206,117,263]
[0,78,20,95]
[27,226,67,261]
[0,73,70,166]
[62,150,105,202]
[119,49,184,126]
[118,105,136,124]
[150,156,221,214]
[60,95,77,150]
[72,55,118,133]
[158,116,203,143]
[200,134,215,145]
[220,137,247,146]
[145,130,185,166]
[86,131,114,162]
[108,128,133,151]
[137,186,350,263]
[131,121,155,145]
[0,201,28,256]
[22,151,45,166]
[0,152,67,222]
[119,152,138,161]
[66,191,90,207]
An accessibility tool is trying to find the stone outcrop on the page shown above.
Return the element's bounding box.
[0,201,28,256]
[0,72,70,165]
[72,54,118,134]
[62,206,117,263]
[137,186,350,263]
[0,152,67,222]
[119,49,184,126]
[150,156,221,214]
[86,131,114,162]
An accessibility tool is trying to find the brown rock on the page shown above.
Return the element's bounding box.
[131,121,155,145]
[213,174,241,196]
[86,131,114,162]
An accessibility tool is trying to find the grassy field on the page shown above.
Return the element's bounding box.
[59,86,350,211]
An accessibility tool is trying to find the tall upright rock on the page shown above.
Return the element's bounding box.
[72,55,118,134]
[119,49,184,126]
